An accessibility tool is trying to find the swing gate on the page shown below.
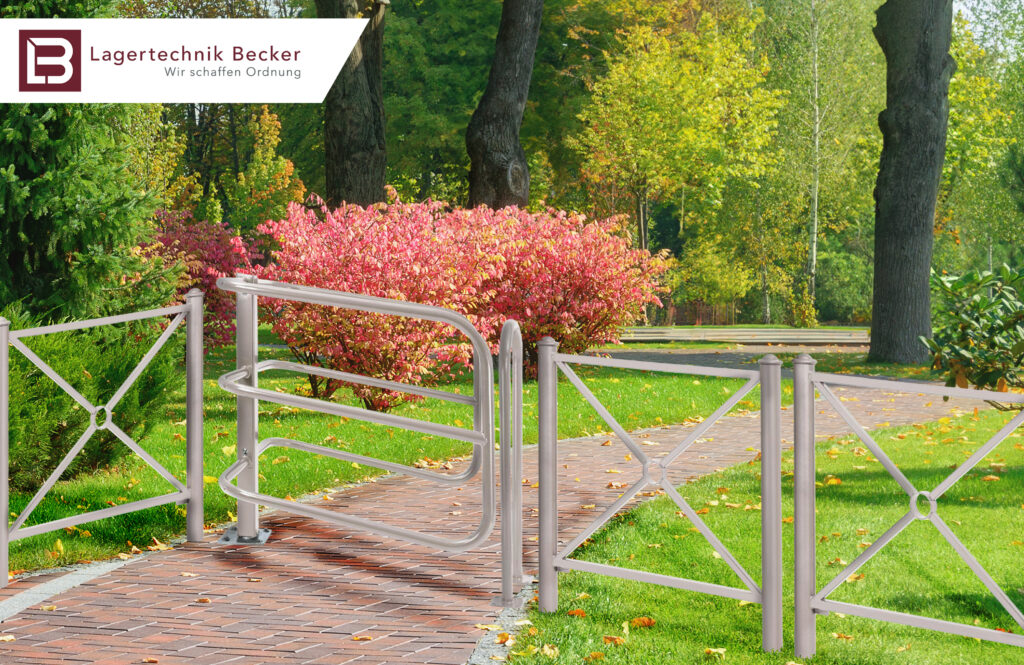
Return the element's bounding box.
[535,336,785,652]
[793,355,1024,656]
[214,277,526,606]
[0,291,206,586]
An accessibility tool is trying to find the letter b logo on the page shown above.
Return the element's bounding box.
[19,30,81,92]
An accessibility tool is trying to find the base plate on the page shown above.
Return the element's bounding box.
[217,526,272,545]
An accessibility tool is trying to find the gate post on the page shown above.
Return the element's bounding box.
[499,320,524,606]
[793,354,818,657]
[185,289,205,543]
[235,275,261,541]
[0,318,9,587]
[759,355,783,651]
[537,336,559,613]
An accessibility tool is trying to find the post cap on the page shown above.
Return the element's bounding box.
[759,353,782,366]
[537,336,558,348]
[792,353,817,366]
[185,288,204,299]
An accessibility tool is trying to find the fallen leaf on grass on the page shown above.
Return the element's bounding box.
[583,653,604,662]
[782,516,794,524]
[511,646,538,656]
[846,574,865,583]
[982,475,1000,482]
[704,647,726,660]
[630,616,655,628]
[896,644,911,652]
[575,593,591,600]
[831,632,854,641]
[540,644,559,658]
[603,636,625,646]
[567,609,586,617]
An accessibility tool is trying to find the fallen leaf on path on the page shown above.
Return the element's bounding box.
[352,635,372,641]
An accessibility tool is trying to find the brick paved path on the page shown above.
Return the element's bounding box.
[0,379,987,665]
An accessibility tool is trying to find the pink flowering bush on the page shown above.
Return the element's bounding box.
[478,208,666,365]
[153,211,259,346]
[257,199,504,411]
[258,197,666,410]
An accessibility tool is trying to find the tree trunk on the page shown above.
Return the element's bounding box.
[465,0,544,208]
[317,0,387,207]
[868,0,954,364]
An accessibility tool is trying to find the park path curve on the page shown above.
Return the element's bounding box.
[0,377,985,665]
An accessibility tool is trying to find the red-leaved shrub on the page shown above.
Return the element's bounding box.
[257,198,666,410]
[153,211,259,346]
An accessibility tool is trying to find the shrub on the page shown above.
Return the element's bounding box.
[258,198,665,410]
[477,207,666,364]
[3,303,181,491]
[152,211,259,347]
[924,265,1024,397]
[257,199,503,411]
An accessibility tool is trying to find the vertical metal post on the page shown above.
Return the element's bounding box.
[235,275,260,540]
[185,289,205,543]
[759,355,783,651]
[499,321,523,606]
[537,337,559,613]
[793,354,818,658]
[0,318,9,588]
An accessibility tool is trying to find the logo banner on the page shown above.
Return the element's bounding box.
[2,19,366,103]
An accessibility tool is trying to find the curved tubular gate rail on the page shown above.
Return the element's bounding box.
[215,276,524,606]
[0,291,206,587]
[536,336,784,652]
[793,355,1024,657]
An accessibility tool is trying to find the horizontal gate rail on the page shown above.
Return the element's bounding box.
[537,337,783,652]
[793,354,1024,657]
[215,276,524,606]
[0,291,205,585]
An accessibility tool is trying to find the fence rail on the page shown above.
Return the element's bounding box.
[0,291,205,585]
[215,276,525,606]
[793,354,1024,656]
[536,337,783,652]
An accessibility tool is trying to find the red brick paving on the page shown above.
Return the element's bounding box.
[0,381,987,664]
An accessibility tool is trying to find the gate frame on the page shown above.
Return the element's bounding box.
[215,276,525,606]
[0,291,205,586]
[793,354,1024,656]
[536,336,783,652]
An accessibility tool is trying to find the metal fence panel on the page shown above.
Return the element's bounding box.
[0,292,205,586]
[536,336,783,652]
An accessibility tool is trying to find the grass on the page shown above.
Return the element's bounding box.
[633,324,868,331]
[597,341,737,351]
[7,335,780,573]
[508,407,1024,665]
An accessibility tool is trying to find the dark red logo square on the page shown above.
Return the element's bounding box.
[19,30,82,92]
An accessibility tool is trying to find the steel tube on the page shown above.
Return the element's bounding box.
[793,354,817,658]
[185,289,205,542]
[759,355,783,652]
[499,320,523,606]
[0,318,9,588]
[537,337,559,612]
[235,275,260,540]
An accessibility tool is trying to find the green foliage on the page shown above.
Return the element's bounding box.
[816,250,872,323]
[925,266,1024,394]
[220,106,305,234]
[2,304,181,491]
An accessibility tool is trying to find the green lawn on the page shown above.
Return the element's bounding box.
[597,340,737,351]
[508,408,1024,665]
[7,337,777,572]
[632,324,869,331]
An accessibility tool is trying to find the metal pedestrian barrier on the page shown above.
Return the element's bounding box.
[793,354,1024,655]
[0,291,206,586]
[535,337,784,652]
[215,276,525,606]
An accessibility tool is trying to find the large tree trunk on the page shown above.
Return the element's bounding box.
[868,0,954,364]
[465,0,543,209]
[317,0,387,207]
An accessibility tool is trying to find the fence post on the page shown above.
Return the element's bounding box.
[185,289,205,543]
[537,336,559,613]
[759,354,783,652]
[499,321,523,606]
[0,318,9,588]
[235,275,261,541]
[793,354,818,658]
